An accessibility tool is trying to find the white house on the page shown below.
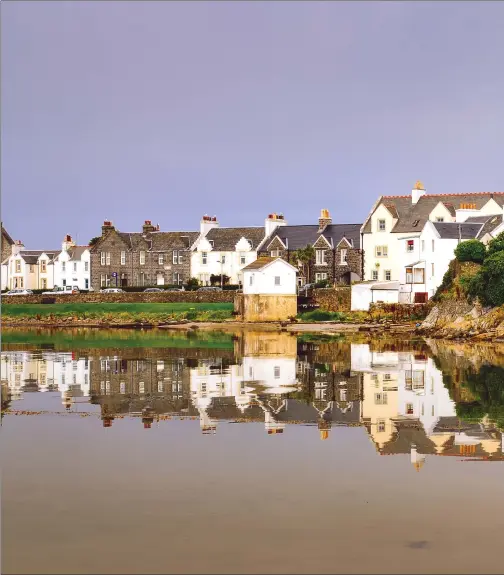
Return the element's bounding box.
[190,214,287,285]
[361,181,504,283]
[2,241,58,291]
[351,280,400,311]
[242,257,298,296]
[54,235,91,290]
[398,216,503,303]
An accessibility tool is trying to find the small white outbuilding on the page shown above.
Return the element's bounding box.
[235,257,298,321]
[351,280,400,311]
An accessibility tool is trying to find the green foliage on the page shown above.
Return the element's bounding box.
[486,231,504,256]
[461,365,504,429]
[184,277,200,290]
[298,309,347,322]
[88,236,101,246]
[481,251,504,306]
[432,260,456,301]
[454,239,486,263]
[314,279,330,288]
[293,245,316,283]
[210,274,230,286]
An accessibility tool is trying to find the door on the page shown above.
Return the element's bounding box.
[157,274,165,286]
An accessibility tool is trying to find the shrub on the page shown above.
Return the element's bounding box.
[454,239,486,263]
[481,251,504,307]
[314,280,331,288]
[432,260,456,301]
[185,278,200,291]
[299,309,347,322]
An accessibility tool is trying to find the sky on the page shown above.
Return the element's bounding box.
[2,1,504,248]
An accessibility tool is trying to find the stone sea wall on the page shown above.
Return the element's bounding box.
[311,287,351,312]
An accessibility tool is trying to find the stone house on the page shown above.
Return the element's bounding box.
[90,220,199,290]
[257,209,363,286]
[1,224,14,265]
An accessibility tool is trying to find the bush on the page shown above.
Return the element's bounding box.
[487,231,504,256]
[314,280,331,288]
[481,251,504,307]
[299,309,347,322]
[185,278,200,291]
[222,285,240,291]
[454,239,486,263]
[432,260,456,301]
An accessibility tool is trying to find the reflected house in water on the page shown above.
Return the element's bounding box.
[351,343,504,466]
[1,351,91,406]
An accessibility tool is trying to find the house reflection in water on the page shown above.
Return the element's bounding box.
[2,332,503,464]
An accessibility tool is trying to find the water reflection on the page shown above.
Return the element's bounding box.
[2,331,503,464]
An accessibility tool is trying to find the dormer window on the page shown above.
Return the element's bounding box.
[240,253,246,265]
[378,219,386,232]
[209,240,214,248]
[271,249,280,257]
[412,220,420,227]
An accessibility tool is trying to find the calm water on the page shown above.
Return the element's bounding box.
[2,329,504,574]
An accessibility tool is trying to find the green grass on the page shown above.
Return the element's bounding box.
[298,309,348,322]
[2,302,233,317]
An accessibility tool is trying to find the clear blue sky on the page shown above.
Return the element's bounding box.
[2,1,504,248]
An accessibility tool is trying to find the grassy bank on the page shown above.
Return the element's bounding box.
[2,302,234,324]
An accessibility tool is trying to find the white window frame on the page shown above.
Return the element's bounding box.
[40,260,47,273]
[384,270,391,281]
[340,249,348,265]
[378,219,386,232]
[249,274,253,286]
[101,252,105,266]
[371,270,378,281]
[315,272,328,282]
[432,239,435,252]
[274,366,280,379]
[158,253,164,265]
[375,245,388,257]
[274,276,281,286]
[173,250,178,264]
[73,262,77,272]
[315,249,326,265]
[271,249,280,257]
[139,251,145,265]
[84,261,89,272]
[106,252,111,265]
[221,254,225,264]
[240,253,246,265]
[100,274,106,287]
[61,262,66,272]
[406,240,414,253]
[201,251,207,265]
[178,251,183,264]
[120,251,126,265]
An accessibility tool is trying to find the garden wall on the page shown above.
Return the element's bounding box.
[311,287,351,312]
[2,291,235,305]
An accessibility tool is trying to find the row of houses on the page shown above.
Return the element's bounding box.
[2,181,504,301]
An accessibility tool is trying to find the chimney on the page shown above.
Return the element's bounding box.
[12,240,24,256]
[101,220,115,236]
[142,220,156,234]
[412,181,426,205]
[318,209,332,232]
[62,234,75,252]
[200,214,219,236]
[265,213,287,238]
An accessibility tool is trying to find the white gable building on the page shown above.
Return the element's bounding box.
[54,235,91,290]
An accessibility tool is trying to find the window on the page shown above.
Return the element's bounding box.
[106,252,111,265]
[19,277,24,288]
[173,273,182,285]
[406,240,414,252]
[421,240,425,252]
[371,270,378,281]
[240,253,246,265]
[384,270,391,281]
[85,279,89,289]
[315,272,328,282]
[221,255,226,264]
[436,217,444,222]
[100,274,106,287]
[62,279,67,287]
[406,403,414,415]
[15,260,21,273]
[101,252,105,266]
[271,249,280,257]
[377,419,386,433]
[120,251,126,265]
[139,251,145,265]
[340,249,348,265]
[73,263,77,272]
[274,366,280,379]
[140,272,145,286]
[431,239,435,252]
[201,251,207,265]
[29,264,34,273]
[316,250,326,265]
[384,373,391,381]
[375,393,388,405]
[406,267,424,284]
[158,253,164,265]
[84,261,89,272]
[41,278,47,289]
[375,245,388,257]
[249,274,253,285]
[173,251,178,264]
[62,261,66,272]
[274,276,281,286]
[378,219,386,232]
[431,263,435,277]
[40,260,47,273]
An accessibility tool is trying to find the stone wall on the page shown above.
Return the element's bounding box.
[3,291,235,305]
[311,287,351,312]
[235,293,297,322]
[369,303,429,321]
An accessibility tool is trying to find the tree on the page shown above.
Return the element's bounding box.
[185,277,200,291]
[293,245,316,284]
[454,239,486,263]
[210,273,230,286]
[89,236,101,246]
[482,251,504,306]
[487,231,504,256]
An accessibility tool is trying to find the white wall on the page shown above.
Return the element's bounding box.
[242,356,298,394]
[243,259,297,295]
[54,249,91,290]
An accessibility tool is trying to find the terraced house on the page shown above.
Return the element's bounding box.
[1,240,59,290]
[90,220,199,290]
[257,209,363,286]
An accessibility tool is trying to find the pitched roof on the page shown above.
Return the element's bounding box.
[1,225,14,246]
[260,223,362,252]
[241,256,297,272]
[362,192,504,234]
[432,222,483,240]
[18,250,60,264]
[467,214,503,238]
[67,246,90,261]
[204,227,266,251]
[149,231,199,251]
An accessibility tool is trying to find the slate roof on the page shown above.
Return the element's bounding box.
[362,192,504,234]
[149,231,199,251]
[204,227,266,251]
[1,225,14,246]
[259,223,362,252]
[241,257,278,271]
[432,214,503,240]
[67,246,90,261]
[18,250,60,264]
